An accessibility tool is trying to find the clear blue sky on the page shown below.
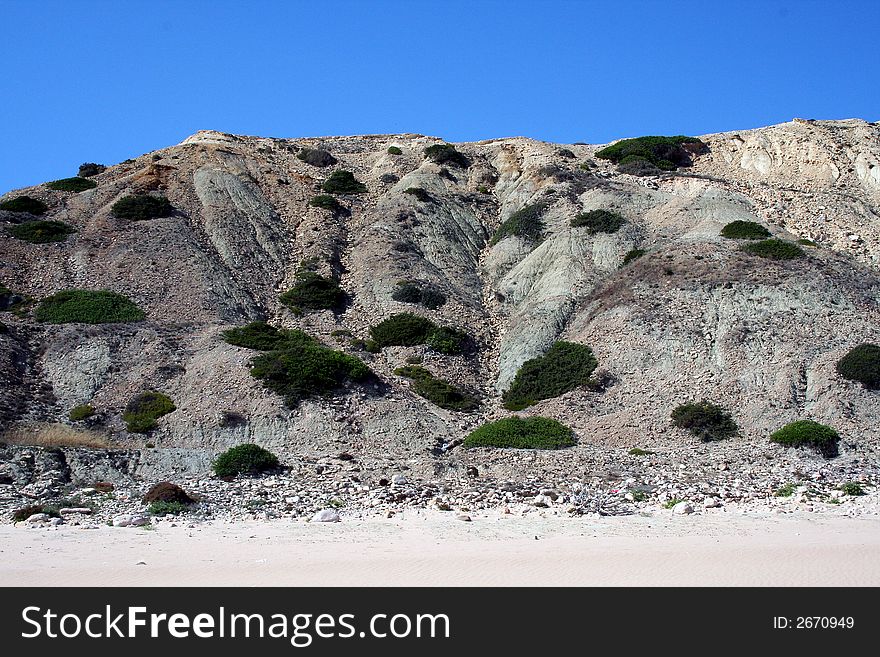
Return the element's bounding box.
[1,0,878,193]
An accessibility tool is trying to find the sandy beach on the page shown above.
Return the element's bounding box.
[3,509,880,586]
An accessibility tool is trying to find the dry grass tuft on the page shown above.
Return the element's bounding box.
[1,423,111,449]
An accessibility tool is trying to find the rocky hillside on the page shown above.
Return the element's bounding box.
[1,118,879,483]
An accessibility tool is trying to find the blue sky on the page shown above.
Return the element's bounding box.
[1,0,877,193]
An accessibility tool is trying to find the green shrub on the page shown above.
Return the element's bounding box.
[490,202,547,245]
[836,343,880,389]
[35,289,145,324]
[663,498,684,509]
[387,146,403,155]
[741,239,805,260]
[628,447,655,456]
[369,313,437,348]
[391,281,446,310]
[720,220,771,240]
[123,391,176,433]
[0,195,48,215]
[424,144,469,168]
[249,335,371,407]
[394,365,479,412]
[774,483,797,497]
[427,325,468,355]
[403,187,432,202]
[148,501,190,515]
[78,163,106,177]
[463,416,575,449]
[222,322,291,350]
[213,443,279,477]
[309,194,341,212]
[502,341,598,410]
[68,404,95,421]
[111,195,174,220]
[622,248,645,265]
[595,135,704,168]
[670,400,738,441]
[280,271,345,313]
[321,170,367,194]
[571,209,626,234]
[143,481,195,504]
[297,148,337,167]
[839,482,865,496]
[46,177,97,192]
[617,157,662,176]
[770,420,840,458]
[797,238,818,247]
[7,220,76,243]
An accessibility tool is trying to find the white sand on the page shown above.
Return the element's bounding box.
[3,510,880,586]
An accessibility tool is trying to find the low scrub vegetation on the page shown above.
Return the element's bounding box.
[502,341,598,410]
[670,400,738,441]
[403,187,432,202]
[595,135,704,169]
[463,416,575,449]
[424,144,469,167]
[770,420,840,458]
[123,391,176,433]
[720,220,771,239]
[426,325,469,356]
[321,170,367,194]
[490,202,547,245]
[111,194,174,220]
[836,343,880,389]
[571,209,625,234]
[368,313,469,355]
[280,271,345,313]
[46,177,97,192]
[212,443,279,477]
[35,289,145,324]
[296,148,337,167]
[741,239,805,260]
[7,220,76,243]
[68,404,95,421]
[622,248,645,265]
[391,281,446,309]
[1,423,110,448]
[840,482,865,496]
[147,501,190,515]
[0,195,48,214]
[222,321,291,350]
[387,146,403,155]
[309,194,341,212]
[394,365,479,412]
[78,163,106,177]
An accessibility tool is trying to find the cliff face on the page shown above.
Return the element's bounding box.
[1,119,879,477]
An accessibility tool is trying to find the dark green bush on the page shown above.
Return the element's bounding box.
[391,281,446,310]
[502,341,598,410]
[369,313,437,348]
[670,400,738,442]
[7,220,76,243]
[404,187,432,202]
[387,146,403,155]
[595,135,704,168]
[836,343,880,389]
[490,202,547,245]
[622,248,646,265]
[249,336,371,407]
[280,271,345,313]
[78,163,106,177]
[797,238,818,247]
[222,322,290,351]
[463,416,575,449]
[213,443,279,477]
[68,404,95,421]
[123,391,176,433]
[46,177,97,192]
[424,144,469,168]
[394,365,479,412]
[35,289,145,324]
[0,195,48,214]
[770,420,840,458]
[309,194,341,212]
[741,239,805,260]
[840,482,865,496]
[571,209,626,234]
[147,501,190,515]
[427,325,468,355]
[143,481,195,504]
[720,220,771,240]
[297,148,337,167]
[111,194,174,220]
[617,157,662,176]
[321,170,367,194]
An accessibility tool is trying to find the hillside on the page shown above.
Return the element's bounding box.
[1,118,879,505]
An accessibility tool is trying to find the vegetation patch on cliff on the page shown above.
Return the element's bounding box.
[35,290,145,324]
[502,341,598,410]
[490,202,547,245]
[0,195,48,215]
[321,170,367,194]
[123,391,176,434]
[836,344,880,389]
[280,271,345,313]
[770,420,840,458]
[424,144,469,168]
[463,416,575,449]
[392,281,446,309]
[720,220,771,240]
[46,177,97,192]
[670,400,738,441]
[394,365,479,412]
[571,209,626,234]
[111,194,174,220]
[213,443,279,477]
[7,220,76,244]
[595,135,704,169]
[368,313,469,355]
[741,239,805,260]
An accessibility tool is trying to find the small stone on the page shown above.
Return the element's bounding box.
[312,509,340,523]
[59,507,93,515]
[130,515,151,527]
[26,513,49,523]
[466,466,479,478]
[391,474,407,486]
[703,497,721,508]
[672,502,694,515]
[456,514,472,522]
[136,561,147,566]
[112,514,133,527]
[49,517,63,526]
